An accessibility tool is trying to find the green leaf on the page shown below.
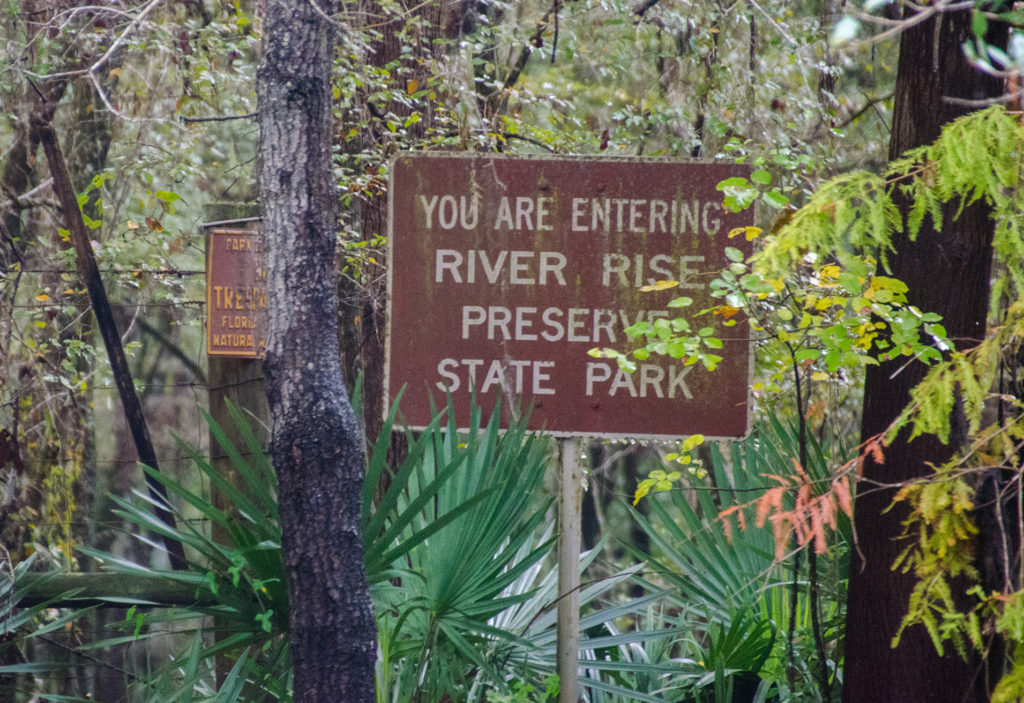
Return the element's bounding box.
[972,9,988,38]
[762,191,791,209]
[155,190,181,203]
[750,169,771,185]
[716,176,749,190]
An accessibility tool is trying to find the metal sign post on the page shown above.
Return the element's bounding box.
[557,437,582,703]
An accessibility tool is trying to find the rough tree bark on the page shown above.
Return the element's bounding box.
[340,0,470,446]
[843,9,1004,703]
[258,0,376,700]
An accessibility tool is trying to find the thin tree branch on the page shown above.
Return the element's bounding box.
[136,318,207,385]
[0,177,53,211]
[944,90,1024,108]
[180,112,257,123]
[499,132,557,152]
[838,90,895,128]
[31,100,187,571]
[853,0,977,47]
[88,0,163,75]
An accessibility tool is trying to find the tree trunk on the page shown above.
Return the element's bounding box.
[258,1,376,700]
[340,0,469,447]
[843,10,1004,703]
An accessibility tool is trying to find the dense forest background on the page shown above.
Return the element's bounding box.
[3,0,1024,702]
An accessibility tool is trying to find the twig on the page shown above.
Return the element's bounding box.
[500,132,557,152]
[838,90,895,129]
[0,178,54,211]
[137,318,208,384]
[180,112,256,123]
[944,90,1024,108]
[27,0,167,124]
[307,0,349,31]
[747,0,801,47]
[84,0,165,122]
[854,0,976,48]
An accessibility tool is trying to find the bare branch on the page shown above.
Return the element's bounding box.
[307,0,349,30]
[499,132,557,152]
[850,0,978,48]
[944,91,1024,108]
[837,90,895,129]
[747,0,801,47]
[0,178,54,211]
[180,112,257,123]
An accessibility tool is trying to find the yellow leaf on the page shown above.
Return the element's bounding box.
[633,482,651,505]
[812,371,829,381]
[126,220,139,230]
[406,78,419,94]
[680,434,705,451]
[109,67,122,78]
[35,294,50,302]
[639,280,679,292]
[728,226,763,240]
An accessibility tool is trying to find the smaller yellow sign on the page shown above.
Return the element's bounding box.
[206,228,267,358]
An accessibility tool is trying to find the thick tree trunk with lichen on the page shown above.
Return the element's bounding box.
[843,10,1004,703]
[258,1,376,700]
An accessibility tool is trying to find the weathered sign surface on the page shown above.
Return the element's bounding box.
[386,154,752,439]
[206,227,267,358]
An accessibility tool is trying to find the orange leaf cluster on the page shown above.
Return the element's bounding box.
[719,460,856,562]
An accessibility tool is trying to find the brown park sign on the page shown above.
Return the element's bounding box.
[206,227,267,358]
[386,154,753,439]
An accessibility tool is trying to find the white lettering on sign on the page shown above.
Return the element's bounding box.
[420,194,479,230]
[435,249,567,285]
[436,358,556,395]
[571,197,722,235]
[600,254,705,288]
[460,305,668,343]
[493,197,553,231]
[585,361,693,399]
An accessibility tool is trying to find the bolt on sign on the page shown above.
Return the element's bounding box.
[386,154,753,439]
[206,227,267,358]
